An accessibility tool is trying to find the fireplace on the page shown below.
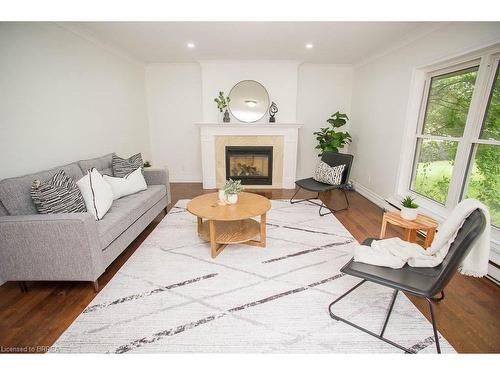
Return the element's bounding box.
[225,146,273,185]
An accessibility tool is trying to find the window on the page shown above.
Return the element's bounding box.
[407,51,500,228]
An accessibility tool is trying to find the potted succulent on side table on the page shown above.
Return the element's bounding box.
[214,91,231,123]
[223,179,244,204]
[401,195,419,220]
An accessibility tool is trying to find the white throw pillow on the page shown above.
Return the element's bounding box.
[76,168,113,220]
[103,167,147,200]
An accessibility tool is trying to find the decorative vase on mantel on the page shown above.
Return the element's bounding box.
[223,109,230,123]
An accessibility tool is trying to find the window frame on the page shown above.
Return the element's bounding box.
[395,43,500,232]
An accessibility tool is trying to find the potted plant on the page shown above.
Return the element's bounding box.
[143,161,152,168]
[223,179,244,204]
[314,111,352,156]
[401,195,419,220]
[214,91,231,123]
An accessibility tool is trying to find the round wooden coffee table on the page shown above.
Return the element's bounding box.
[186,192,271,258]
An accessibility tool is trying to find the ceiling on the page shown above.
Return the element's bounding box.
[67,22,440,64]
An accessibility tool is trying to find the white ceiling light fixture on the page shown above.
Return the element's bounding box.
[305,43,314,49]
[187,42,195,49]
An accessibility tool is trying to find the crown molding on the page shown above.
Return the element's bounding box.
[55,22,145,67]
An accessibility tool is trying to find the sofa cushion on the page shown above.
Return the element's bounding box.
[78,153,113,177]
[0,163,84,216]
[96,185,166,249]
[112,153,143,178]
[31,169,87,214]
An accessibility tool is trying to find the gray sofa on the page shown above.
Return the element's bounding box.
[0,153,171,290]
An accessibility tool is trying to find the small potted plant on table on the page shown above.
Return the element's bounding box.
[401,196,419,220]
[223,179,244,204]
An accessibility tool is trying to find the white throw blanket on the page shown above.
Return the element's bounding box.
[354,199,491,277]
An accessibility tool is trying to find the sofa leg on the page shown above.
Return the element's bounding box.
[92,281,99,292]
[18,281,28,292]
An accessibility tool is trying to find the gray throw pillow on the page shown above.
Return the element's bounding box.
[31,170,87,214]
[313,161,346,185]
[112,153,143,178]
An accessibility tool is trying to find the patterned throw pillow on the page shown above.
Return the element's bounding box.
[31,170,87,214]
[112,153,143,178]
[313,161,346,185]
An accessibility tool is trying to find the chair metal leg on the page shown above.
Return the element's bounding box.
[291,186,349,216]
[426,298,441,353]
[319,200,334,216]
[328,280,442,354]
[380,289,398,337]
[290,187,319,205]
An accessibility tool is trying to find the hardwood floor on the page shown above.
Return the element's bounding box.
[0,183,498,353]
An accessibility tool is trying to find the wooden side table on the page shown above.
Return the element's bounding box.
[380,211,438,249]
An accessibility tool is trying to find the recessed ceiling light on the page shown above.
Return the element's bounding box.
[305,43,314,49]
[187,42,195,49]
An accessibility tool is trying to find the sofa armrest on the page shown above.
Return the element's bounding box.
[143,167,171,204]
[0,212,104,282]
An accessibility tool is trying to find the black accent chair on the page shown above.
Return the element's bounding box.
[328,209,486,353]
[290,152,354,216]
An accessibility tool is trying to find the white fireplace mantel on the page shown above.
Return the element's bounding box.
[196,123,302,189]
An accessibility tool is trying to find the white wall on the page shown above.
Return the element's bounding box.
[146,61,354,182]
[145,63,203,182]
[296,64,353,179]
[349,22,500,201]
[200,60,300,123]
[0,22,151,180]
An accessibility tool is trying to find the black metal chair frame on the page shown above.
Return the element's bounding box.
[328,209,486,354]
[290,152,353,216]
[328,280,444,354]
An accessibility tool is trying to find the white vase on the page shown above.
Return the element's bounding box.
[401,207,418,220]
[227,193,238,204]
[218,189,226,202]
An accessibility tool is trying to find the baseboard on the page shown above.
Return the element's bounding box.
[169,177,203,183]
[352,180,387,209]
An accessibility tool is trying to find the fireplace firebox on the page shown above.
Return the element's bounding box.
[225,146,273,185]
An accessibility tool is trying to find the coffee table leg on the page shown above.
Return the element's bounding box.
[209,220,217,258]
[208,220,226,258]
[197,217,202,233]
[260,213,266,247]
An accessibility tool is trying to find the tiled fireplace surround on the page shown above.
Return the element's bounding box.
[197,123,302,189]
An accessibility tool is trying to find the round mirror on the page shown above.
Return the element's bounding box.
[228,80,270,123]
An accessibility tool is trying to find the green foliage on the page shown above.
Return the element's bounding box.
[423,67,478,137]
[401,196,419,209]
[314,111,352,156]
[143,160,151,168]
[214,91,230,113]
[223,178,244,195]
[465,145,500,226]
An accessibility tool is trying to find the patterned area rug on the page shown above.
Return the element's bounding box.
[50,199,454,353]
